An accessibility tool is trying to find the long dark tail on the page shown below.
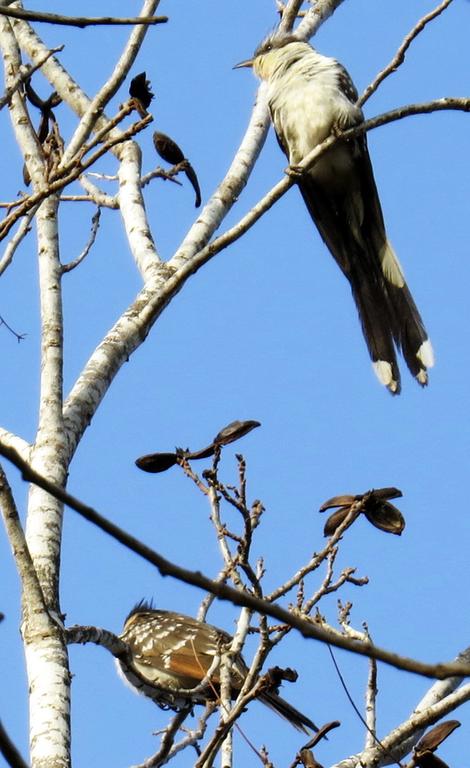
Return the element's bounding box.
[261,690,319,733]
[297,145,433,394]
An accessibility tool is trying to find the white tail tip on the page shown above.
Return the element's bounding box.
[417,339,435,369]
[373,360,399,393]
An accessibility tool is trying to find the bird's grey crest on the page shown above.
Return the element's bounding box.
[253,32,300,58]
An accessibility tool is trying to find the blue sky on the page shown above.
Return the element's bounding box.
[1,1,470,766]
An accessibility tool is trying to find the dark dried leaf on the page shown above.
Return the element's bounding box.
[135,452,177,473]
[265,666,298,687]
[415,752,450,768]
[319,494,355,512]
[299,749,323,768]
[416,720,461,753]
[302,721,340,750]
[323,507,351,537]
[363,501,405,535]
[369,486,402,501]
[153,131,185,165]
[24,77,44,109]
[23,164,31,187]
[153,131,202,207]
[129,71,154,109]
[213,419,261,446]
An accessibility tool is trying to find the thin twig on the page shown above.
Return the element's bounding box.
[78,175,119,208]
[61,208,101,273]
[154,704,216,767]
[141,167,184,188]
[0,113,152,241]
[276,2,307,18]
[327,644,402,767]
[278,0,306,30]
[59,194,116,206]
[359,0,455,107]
[133,707,192,768]
[268,503,363,602]
[0,8,168,27]
[0,720,29,768]
[197,562,239,622]
[0,314,26,342]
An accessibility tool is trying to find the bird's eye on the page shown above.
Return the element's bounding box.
[265,43,273,52]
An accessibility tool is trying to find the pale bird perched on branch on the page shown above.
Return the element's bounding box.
[236,33,434,394]
[116,601,318,733]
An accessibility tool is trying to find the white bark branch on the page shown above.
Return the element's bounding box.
[0,428,30,460]
[11,2,161,282]
[62,0,159,163]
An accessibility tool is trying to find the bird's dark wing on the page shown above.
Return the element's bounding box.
[336,63,359,104]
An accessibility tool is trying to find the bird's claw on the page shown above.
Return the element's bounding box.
[331,123,343,138]
[286,164,305,179]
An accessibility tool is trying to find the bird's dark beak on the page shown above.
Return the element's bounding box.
[233,58,253,70]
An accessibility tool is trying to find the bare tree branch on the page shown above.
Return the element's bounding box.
[365,652,378,750]
[0,720,29,768]
[61,207,101,273]
[0,45,63,110]
[296,0,348,39]
[0,112,153,241]
[0,8,168,27]
[358,0,456,107]
[0,466,46,619]
[2,438,470,682]
[132,707,193,768]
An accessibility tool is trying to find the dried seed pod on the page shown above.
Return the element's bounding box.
[363,501,405,535]
[129,71,154,110]
[135,452,177,473]
[213,419,261,446]
[153,131,185,165]
[135,419,261,472]
[323,507,351,537]
[265,666,299,687]
[299,749,324,768]
[319,494,355,512]
[185,444,215,460]
[153,131,202,207]
[369,486,402,501]
[416,720,460,753]
[415,753,450,768]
